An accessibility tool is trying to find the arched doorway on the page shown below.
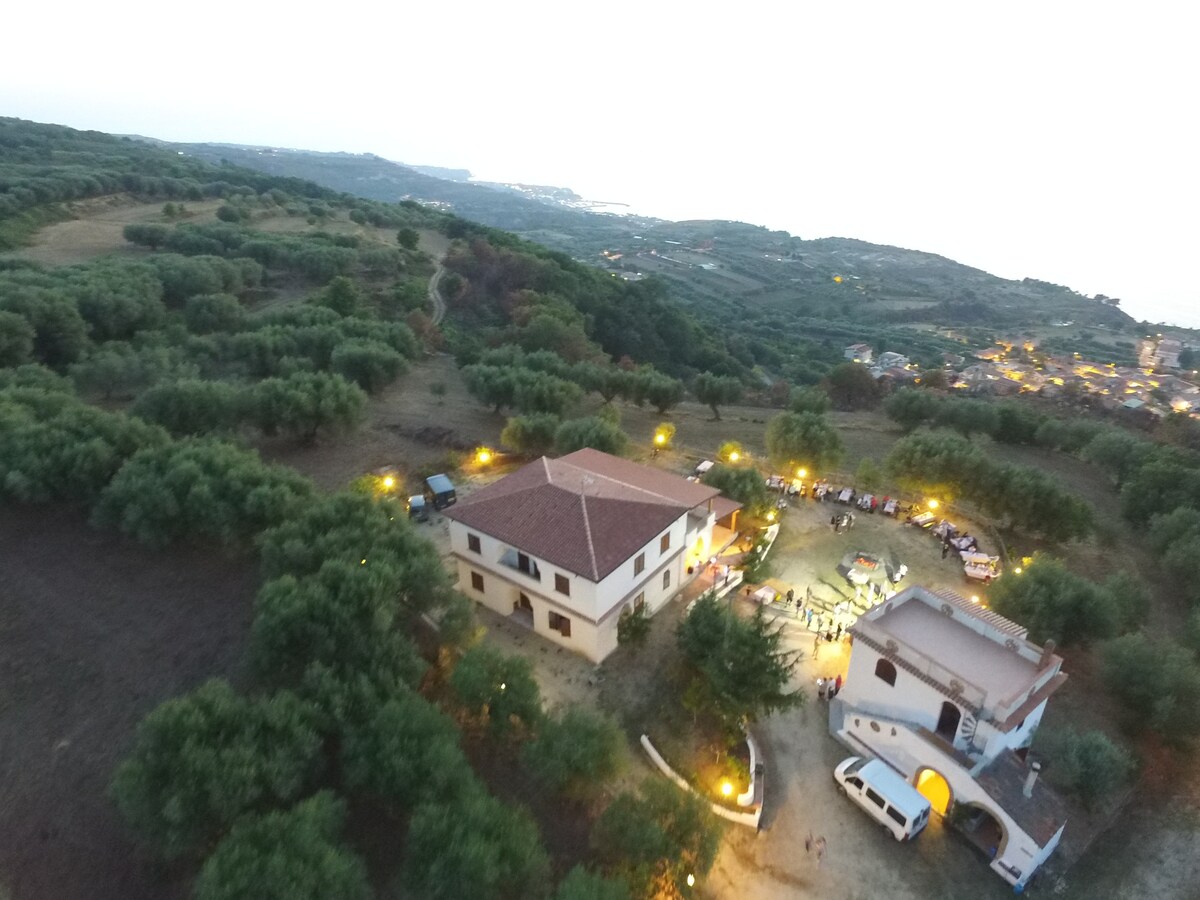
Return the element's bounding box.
[915,768,952,816]
[957,803,1008,862]
[936,701,962,743]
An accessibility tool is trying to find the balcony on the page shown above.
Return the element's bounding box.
[499,548,541,582]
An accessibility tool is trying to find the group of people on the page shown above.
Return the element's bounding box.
[815,673,843,701]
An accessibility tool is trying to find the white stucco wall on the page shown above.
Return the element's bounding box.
[839,711,1058,890]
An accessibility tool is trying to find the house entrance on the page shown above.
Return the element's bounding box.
[915,768,952,816]
[511,592,534,627]
[936,701,962,743]
[957,803,1008,861]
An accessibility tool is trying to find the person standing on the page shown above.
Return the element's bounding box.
[813,632,821,658]
[816,836,827,868]
[835,673,843,694]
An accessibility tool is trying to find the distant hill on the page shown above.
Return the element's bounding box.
[163,141,1135,337]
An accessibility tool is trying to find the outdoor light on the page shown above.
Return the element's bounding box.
[382,475,395,490]
[971,595,980,604]
[499,682,507,691]
[729,451,740,462]
[1014,566,1023,574]
[476,448,493,465]
[686,874,696,888]
[361,558,367,565]
[766,511,776,522]
[655,432,666,445]
[928,499,940,510]
[796,467,807,478]
[720,780,734,797]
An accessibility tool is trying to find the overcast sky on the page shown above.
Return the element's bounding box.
[4,1,1197,327]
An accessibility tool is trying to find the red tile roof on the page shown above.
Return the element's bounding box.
[445,451,723,581]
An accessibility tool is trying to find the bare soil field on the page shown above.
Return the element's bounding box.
[0,504,258,900]
[1,197,223,267]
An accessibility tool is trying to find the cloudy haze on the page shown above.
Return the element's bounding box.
[4,0,1197,326]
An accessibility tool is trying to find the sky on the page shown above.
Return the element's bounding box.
[4,0,1198,327]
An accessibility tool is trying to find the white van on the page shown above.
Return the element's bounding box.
[834,757,931,841]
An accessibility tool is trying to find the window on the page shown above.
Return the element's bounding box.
[845,777,862,791]
[467,533,481,554]
[662,569,671,590]
[634,592,646,612]
[660,532,671,553]
[555,573,570,596]
[470,571,484,592]
[634,553,645,575]
[886,807,907,826]
[549,611,572,637]
[865,788,885,809]
[875,658,897,686]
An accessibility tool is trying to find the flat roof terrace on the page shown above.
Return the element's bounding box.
[870,599,1041,702]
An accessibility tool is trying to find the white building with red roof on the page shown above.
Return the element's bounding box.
[444,449,741,662]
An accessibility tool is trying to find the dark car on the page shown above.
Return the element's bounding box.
[425,473,457,510]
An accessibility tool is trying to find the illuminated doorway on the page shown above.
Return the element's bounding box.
[915,768,952,816]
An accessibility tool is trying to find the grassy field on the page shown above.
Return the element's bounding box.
[0,504,258,900]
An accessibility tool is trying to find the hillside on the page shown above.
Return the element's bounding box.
[165,141,1137,337]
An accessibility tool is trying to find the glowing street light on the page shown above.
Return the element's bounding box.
[654,432,667,445]
[729,451,740,463]
[382,475,395,490]
[720,780,734,797]
[476,448,493,465]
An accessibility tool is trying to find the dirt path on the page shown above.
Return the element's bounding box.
[418,229,451,325]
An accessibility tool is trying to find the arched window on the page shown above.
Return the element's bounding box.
[875,658,897,686]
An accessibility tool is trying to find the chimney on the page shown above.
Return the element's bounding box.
[1023,761,1042,798]
[1039,640,1057,669]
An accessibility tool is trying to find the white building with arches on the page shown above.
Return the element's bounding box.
[831,585,1069,891]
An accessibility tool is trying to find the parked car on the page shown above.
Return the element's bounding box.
[834,757,931,841]
[424,473,457,510]
[406,494,428,522]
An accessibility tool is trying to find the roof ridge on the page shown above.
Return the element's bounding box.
[578,492,599,579]
[552,457,693,508]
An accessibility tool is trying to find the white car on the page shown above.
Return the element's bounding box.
[834,757,931,841]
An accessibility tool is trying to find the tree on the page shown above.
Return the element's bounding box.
[256,492,453,620]
[251,560,427,699]
[788,385,832,415]
[110,681,322,859]
[676,593,801,732]
[403,787,551,900]
[554,416,629,456]
[618,603,651,648]
[123,223,170,250]
[0,291,89,367]
[0,388,168,504]
[823,362,880,410]
[989,556,1121,646]
[934,398,999,438]
[0,309,36,366]
[92,437,313,547]
[396,227,420,250]
[1081,429,1157,487]
[692,372,742,420]
[315,276,362,317]
[131,379,246,435]
[1102,633,1200,742]
[1033,728,1135,811]
[553,867,632,900]
[883,389,942,432]
[341,688,475,809]
[450,644,543,740]
[330,339,407,393]
[193,793,370,900]
[764,411,844,473]
[522,707,627,801]
[185,293,245,334]
[637,371,686,415]
[501,413,561,457]
[700,463,769,516]
[249,372,367,442]
[592,779,722,898]
[920,368,949,390]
